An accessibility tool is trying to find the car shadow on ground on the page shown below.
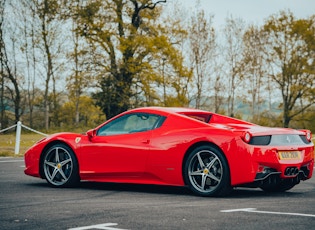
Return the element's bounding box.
[28,181,304,198]
[81,182,305,198]
[78,181,193,196]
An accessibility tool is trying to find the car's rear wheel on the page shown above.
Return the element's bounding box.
[42,143,79,187]
[184,145,232,197]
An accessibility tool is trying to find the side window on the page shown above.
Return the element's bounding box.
[97,113,164,136]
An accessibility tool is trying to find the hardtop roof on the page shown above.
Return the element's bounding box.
[131,106,211,114]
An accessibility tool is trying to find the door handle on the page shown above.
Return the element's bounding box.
[142,139,150,144]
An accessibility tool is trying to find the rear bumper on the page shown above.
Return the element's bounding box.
[229,141,314,186]
[254,159,314,182]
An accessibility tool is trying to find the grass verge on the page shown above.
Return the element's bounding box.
[0,133,44,157]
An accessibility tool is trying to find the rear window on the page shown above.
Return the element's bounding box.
[181,113,212,123]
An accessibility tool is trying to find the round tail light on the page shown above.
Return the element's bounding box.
[242,132,252,143]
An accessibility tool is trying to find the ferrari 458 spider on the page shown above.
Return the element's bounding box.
[24,107,314,196]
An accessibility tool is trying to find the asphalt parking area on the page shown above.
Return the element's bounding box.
[1,158,315,230]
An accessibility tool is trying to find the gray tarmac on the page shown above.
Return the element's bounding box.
[1,157,315,230]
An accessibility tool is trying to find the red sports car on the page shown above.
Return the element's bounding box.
[24,107,314,196]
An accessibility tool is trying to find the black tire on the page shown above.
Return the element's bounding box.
[42,143,79,187]
[184,145,232,197]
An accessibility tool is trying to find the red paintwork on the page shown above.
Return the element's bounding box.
[24,107,314,187]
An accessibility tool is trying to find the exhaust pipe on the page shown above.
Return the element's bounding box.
[284,167,299,176]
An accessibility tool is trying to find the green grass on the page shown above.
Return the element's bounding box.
[0,133,44,157]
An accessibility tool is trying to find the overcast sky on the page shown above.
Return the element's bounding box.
[170,0,315,27]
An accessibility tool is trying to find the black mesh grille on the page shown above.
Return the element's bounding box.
[249,135,271,145]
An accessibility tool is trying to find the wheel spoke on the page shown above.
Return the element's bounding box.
[207,172,221,182]
[201,174,207,189]
[189,170,203,176]
[50,167,59,181]
[206,156,218,169]
[58,168,68,181]
[55,148,60,162]
[196,152,205,168]
[60,158,71,167]
[44,160,56,168]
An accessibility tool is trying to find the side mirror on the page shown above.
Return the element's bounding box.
[86,129,96,141]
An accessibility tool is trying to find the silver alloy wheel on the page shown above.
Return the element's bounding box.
[187,149,223,193]
[43,146,73,186]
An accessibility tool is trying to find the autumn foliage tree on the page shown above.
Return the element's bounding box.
[76,0,190,118]
[263,11,315,127]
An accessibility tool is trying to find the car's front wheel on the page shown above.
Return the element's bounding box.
[42,143,79,187]
[184,145,231,197]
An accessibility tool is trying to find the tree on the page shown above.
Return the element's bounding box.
[222,16,246,117]
[212,61,225,114]
[77,0,190,118]
[0,0,5,128]
[188,9,216,109]
[62,0,95,127]
[263,11,315,127]
[59,95,105,129]
[0,0,22,125]
[242,25,267,119]
[138,2,191,107]
[14,0,39,128]
[23,0,68,130]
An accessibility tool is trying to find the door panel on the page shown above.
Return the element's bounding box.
[79,112,163,178]
[80,131,151,176]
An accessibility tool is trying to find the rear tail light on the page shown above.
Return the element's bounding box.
[301,130,312,142]
[241,132,252,143]
[306,131,312,142]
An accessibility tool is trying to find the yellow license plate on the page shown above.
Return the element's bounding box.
[278,151,301,160]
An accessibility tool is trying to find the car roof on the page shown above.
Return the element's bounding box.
[129,106,211,115]
[128,107,254,126]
